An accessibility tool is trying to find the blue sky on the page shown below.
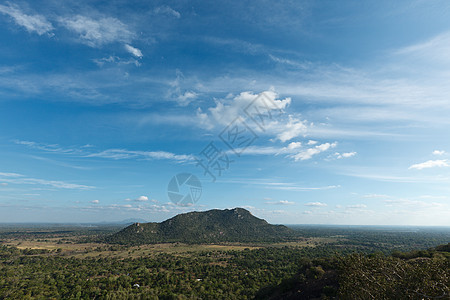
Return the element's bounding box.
[1,0,450,225]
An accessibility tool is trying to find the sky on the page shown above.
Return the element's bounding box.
[1,0,450,225]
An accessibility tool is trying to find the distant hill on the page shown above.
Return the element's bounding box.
[106,208,298,245]
[117,218,148,225]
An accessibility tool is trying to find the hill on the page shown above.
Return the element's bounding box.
[117,218,148,225]
[106,208,297,245]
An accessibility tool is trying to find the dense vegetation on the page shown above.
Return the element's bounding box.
[0,219,449,299]
[261,244,450,299]
[0,245,336,299]
[107,208,297,245]
[0,243,448,299]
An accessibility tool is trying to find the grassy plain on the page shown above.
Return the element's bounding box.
[3,234,337,258]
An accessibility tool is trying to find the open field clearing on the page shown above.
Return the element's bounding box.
[2,236,337,258]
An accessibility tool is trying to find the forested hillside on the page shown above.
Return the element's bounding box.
[107,208,297,245]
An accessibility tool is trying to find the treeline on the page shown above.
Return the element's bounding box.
[289,226,450,252]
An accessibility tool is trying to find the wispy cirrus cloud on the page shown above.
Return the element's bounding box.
[0,172,94,190]
[153,6,181,18]
[167,70,199,106]
[92,55,141,67]
[14,140,82,155]
[265,199,295,205]
[225,142,300,157]
[0,3,53,35]
[394,31,450,65]
[304,202,327,207]
[346,204,367,209]
[86,149,193,162]
[290,142,337,161]
[384,198,445,208]
[219,178,340,192]
[15,140,193,163]
[344,171,450,183]
[409,159,450,170]
[362,194,389,199]
[270,184,340,192]
[58,15,134,47]
[0,172,23,178]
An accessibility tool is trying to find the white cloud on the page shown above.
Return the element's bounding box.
[154,6,181,18]
[268,184,340,192]
[87,149,193,162]
[227,146,280,156]
[177,91,198,104]
[291,142,337,161]
[409,159,450,170]
[196,90,320,150]
[225,142,301,157]
[126,196,157,203]
[304,202,327,207]
[269,54,310,69]
[286,142,302,150]
[307,140,317,145]
[93,55,141,67]
[363,194,389,199]
[265,200,295,205]
[124,44,143,58]
[0,172,23,178]
[347,204,367,209]
[275,115,307,142]
[223,139,336,163]
[334,151,357,159]
[432,150,446,156]
[0,183,8,186]
[59,15,134,47]
[136,196,148,202]
[91,200,100,204]
[0,3,53,35]
[201,91,291,128]
[168,70,198,106]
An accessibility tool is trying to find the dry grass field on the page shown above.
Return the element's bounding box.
[2,235,337,258]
